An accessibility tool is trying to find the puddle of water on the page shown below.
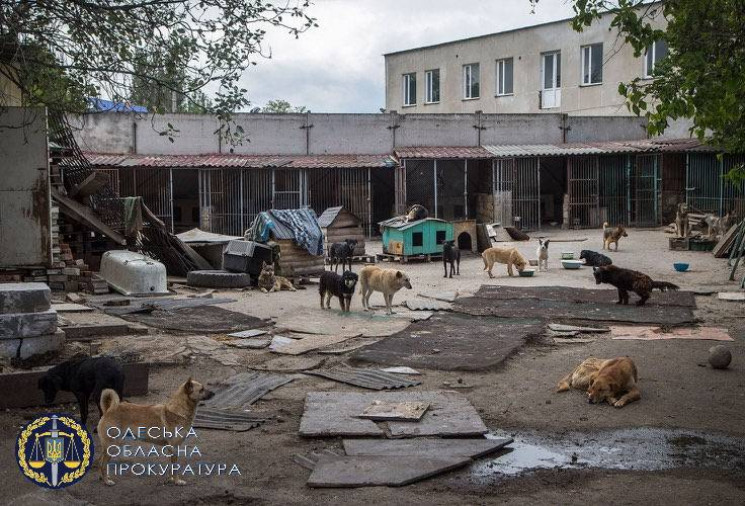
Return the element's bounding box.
[472,428,745,482]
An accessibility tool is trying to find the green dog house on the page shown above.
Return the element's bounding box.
[379,217,454,260]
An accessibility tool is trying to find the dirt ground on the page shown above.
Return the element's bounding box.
[2,228,745,505]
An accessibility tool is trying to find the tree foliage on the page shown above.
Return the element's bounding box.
[0,0,316,133]
[559,0,745,183]
[259,99,307,113]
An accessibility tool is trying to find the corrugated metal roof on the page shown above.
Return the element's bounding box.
[306,368,422,390]
[202,372,300,409]
[80,153,395,169]
[395,146,494,159]
[317,206,362,228]
[483,139,718,158]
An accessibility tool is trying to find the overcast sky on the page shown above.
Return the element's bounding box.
[240,0,576,113]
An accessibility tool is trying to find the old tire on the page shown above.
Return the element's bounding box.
[186,270,251,289]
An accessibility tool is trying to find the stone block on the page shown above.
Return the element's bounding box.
[0,283,51,314]
[0,309,58,338]
[0,329,64,360]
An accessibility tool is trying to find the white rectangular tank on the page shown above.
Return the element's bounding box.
[99,251,169,296]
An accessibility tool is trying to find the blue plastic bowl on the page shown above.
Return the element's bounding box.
[674,262,689,272]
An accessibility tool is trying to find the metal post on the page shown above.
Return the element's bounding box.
[271,168,275,209]
[464,159,469,218]
[169,168,174,233]
[367,167,373,238]
[653,155,659,225]
[719,156,724,216]
[239,169,245,234]
[537,157,541,231]
[626,155,632,226]
[433,159,439,219]
[491,159,496,223]
[685,153,690,205]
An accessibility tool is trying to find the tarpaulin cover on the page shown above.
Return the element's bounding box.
[247,209,324,256]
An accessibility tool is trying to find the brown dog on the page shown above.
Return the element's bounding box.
[97,378,213,486]
[556,357,641,408]
[358,266,412,314]
[481,246,527,277]
[603,222,628,251]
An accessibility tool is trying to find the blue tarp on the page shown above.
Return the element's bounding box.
[247,209,324,256]
[88,98,148,113]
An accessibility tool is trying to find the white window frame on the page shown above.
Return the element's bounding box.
[463,63,480,100]
[402,73,416,106]
[580,43,603,86]
[495,58,514,96]
[425,69,440,104]
[643,40,667,78]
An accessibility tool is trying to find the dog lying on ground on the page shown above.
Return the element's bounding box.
[536,239,550,271]
[358,266,412,315]
[593,265,679,306]
[579,249,612,267]
[328,239,357,273]
[603,222,628,251]
[38,356,124,428]
[257,262,296,293]
[482,246,527,278]
[405,204,428,223]
[442,240,460,278]
[556,357,641,408]
[97,377,214,486]
[319,270,358,312]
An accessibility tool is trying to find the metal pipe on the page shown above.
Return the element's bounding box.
[169,168,174,233]
[537,157,541,231]
[367,167,373,238]
[433,159,438,218]
[719,156,724,216]
[626,155,632,226]
[464,159,469,218]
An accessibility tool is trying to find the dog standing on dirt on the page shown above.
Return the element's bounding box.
[579,249,612,267]
[319,270,359,312]
[593,265,679,306]
[675,202,690,238]
[38,356,124,428]
[97,377,214,486]
[358,265,412,315]
[328,239,357,273]
[257,262,296,293]
[602,222,628,251]
[556,357,641,408]
[482,246,528,278]
[442,240,460,278]
[536,239,550,271]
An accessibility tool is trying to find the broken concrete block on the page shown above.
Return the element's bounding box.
[0,283,51,314]
[0,309,58,339]
[0,329,64,360]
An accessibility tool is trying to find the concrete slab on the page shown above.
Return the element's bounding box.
[299,391,487,438]
[0,329,64,360]
[343,438,513,459]
[718,292,745,301]
[0,309,57,339]
[279,310,413,337]
[418,291,459,303]
[0,282,51,314]
[548,323,609,333]
[271,334,355,355]
[358,401,429,421]
[227,329,268,338]
[307,455,471,488]
[51,303,93,313]
[253,355,326,372]
[58,312,148,340]
[404,298,452,311]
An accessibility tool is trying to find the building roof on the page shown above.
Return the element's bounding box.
[317,206,362,228]
[395,146,494,159]
[483,139,717,158]
[81,153,398,169]
[378,216,449,231]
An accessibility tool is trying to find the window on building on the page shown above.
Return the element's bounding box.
[581,43,603,85]
[496,58,514,95]
[644,39,668,78]
[463,63,480,99]
[425,69,440,103]
[436,230,447,244]
[412,232,423,247]
[403,73,416,106]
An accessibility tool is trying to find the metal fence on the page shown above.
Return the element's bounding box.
[688,153,745,218]
[307,167,373,236]
[404,159,435,216]
[568,156,600,228]
[598,155,628,226]
[119,167,174,232]
[630,154,660,226]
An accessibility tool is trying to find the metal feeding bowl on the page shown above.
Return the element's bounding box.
[561,252,575,260]
[561,260,583,270]
[674,262,690,272]
[519,268,536,277]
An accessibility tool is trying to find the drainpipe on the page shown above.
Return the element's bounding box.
[626,155,632,225]
[132,121,137,154]
[434,159,438,219]
[473,110,486,146]
[388,111,400,151]
[302,112,313,155]
[367,167,373,238]
[464,159,469,218]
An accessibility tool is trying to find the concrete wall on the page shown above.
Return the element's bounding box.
[384,3,667,116]
[0,108,51,267]
[71,111,649,155]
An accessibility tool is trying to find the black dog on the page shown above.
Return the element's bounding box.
[593,265,679,306]
[319,270,359,312]
[329,239,357,273]
[580,249,613,267]
[442,240,460,278]
[38,356,125,427]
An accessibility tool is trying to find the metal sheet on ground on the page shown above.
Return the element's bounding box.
[343,438,513,459]
[121,306,268,333]
[193,408,268,432]
[474,285,697,307]
[299,391,487,438]
[203,372,300,409]
[307,455,471,488]
[272,334,355,355]
[352,314,544,371]
[358,401,429,421]
[279,310,414,337]
[306,368,421,390]
[454,296,696,326]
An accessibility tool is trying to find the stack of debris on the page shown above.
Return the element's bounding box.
[0,283,64,361]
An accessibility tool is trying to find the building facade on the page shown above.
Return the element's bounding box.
[385,4,667,116]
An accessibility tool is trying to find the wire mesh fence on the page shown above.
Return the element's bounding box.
[568,156,600,228]
[598,155,629,226]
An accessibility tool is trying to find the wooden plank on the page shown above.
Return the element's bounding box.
[0,362,149,409]
[52,189,126,245]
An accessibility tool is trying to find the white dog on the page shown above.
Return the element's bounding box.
[537,239,550,271]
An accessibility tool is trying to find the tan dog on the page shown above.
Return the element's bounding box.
[481,247,527,277]
[257,262,296,293]
[97,378,214,486]
[603,222,628,251]
[556,357,640,408]
[358,266,412,315]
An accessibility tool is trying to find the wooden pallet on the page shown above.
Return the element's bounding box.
[376,253,442,263]
[324,255,377,265]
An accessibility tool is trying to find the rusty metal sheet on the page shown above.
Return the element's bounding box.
[306,368,421,390]
[203,371,301,409]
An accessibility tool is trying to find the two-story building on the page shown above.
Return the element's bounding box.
[384,4,667,116]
